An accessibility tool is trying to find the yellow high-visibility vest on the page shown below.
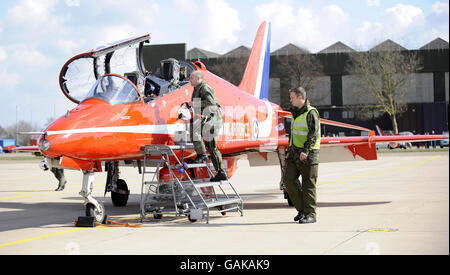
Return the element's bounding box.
[290,106,321,149]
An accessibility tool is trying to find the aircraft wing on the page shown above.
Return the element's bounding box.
[240,131,448,166]
[12,146,40,152]
[320,119,372,132]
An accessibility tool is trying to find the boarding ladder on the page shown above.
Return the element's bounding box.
[139,144,243,223]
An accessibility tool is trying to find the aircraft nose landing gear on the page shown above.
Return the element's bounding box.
[80,171,107,223]
[86,203,107,224]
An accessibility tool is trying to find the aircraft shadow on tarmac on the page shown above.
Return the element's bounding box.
[0,195,142,233]
[237,193,392,210]
[0,191,391,232]
[242,201,391,210]
[0,190,54,193]
[0,201,92,233]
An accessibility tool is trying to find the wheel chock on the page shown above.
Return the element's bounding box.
[75,216,96,227]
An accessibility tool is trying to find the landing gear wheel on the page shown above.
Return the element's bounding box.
[111,179,129,207]
[153,210,163,219]
[85,203,106,223]
[153,213,163,219]
[188,215,197,223]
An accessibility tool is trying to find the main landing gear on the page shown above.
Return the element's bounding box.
[111,179,130,207]
[105,161,130,207]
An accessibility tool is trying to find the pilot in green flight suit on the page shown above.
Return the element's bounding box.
[284,86,321,224]
[189,70,227,182]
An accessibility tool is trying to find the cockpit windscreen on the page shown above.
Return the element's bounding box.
[84,74,141,105]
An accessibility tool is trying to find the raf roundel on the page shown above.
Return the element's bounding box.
[252,119,259,140]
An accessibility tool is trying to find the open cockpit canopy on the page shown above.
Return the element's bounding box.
[59,34,150,104]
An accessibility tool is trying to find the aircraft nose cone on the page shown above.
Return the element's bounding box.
[39,130,60,158]
[38,136,51,152]
[40,117,72,158]
[39,100,106,158]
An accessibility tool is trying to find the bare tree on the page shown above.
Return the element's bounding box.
[44,117,56,128]
[0,125,7,138]
[346,50,422,134]
[2,121,41,145]
[277,54,324,91]
[276,54,325,109]
[208,56,249,86]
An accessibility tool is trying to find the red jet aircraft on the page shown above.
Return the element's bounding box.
[18,21,447,223]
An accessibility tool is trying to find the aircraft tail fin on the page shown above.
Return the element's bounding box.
[238,21,271,100]
[375,125,385,136]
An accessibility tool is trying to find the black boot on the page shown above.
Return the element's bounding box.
[193,154,208,163]
[293,211,304,222]
[210,169,228,182]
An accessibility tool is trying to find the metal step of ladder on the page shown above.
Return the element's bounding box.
[140,144,243,223]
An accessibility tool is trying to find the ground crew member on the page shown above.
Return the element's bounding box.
[51,167,67,191]
[189,70,227,182]
[40,159,67,191]
[284,87,320,224]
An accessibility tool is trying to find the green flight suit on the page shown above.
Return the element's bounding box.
[191,81,225,171]
[283,99,320,219]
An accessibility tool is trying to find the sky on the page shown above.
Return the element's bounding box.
[0,0,448,129]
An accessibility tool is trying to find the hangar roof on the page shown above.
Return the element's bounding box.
[420,38,449,50]
[318,41,356,54]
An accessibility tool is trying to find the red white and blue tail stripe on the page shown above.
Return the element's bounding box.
[239,21,271,100]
